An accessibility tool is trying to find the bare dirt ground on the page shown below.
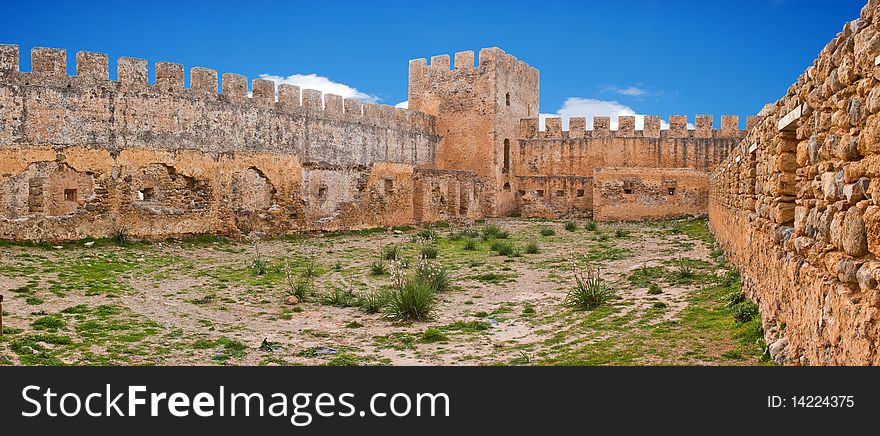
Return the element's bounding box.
[0,218,768,366]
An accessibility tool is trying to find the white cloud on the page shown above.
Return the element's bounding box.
[610,86,647,97]
[258,73,381,103]
[394,100,408,109]
[539,97,694,131]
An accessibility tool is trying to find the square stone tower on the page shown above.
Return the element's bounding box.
[408,47,539,216]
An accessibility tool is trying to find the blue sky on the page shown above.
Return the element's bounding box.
[1,0,866,128]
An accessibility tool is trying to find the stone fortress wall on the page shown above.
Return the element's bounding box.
[709,0,880,365]
[0,41,749,242]
[515,115,750,220]
[0,45,482,240]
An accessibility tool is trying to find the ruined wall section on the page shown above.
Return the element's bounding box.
[593,167,707,221]
[708,0,880,365]
[408,48,539,216]
[0,45,457,240]
[515,115,747,219]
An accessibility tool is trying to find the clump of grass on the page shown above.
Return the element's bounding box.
[26,297,44,305]
[614,226,630,238]
[675,258,694,280]
[321,286,357,308]
[481,223,500,239]
[420,244,439,259]
[539,225,556,237]
[381,260,447,322]
[418,227,437,240]
[383,276,436,322]
[369,260,388,276]
[111,228,130,245]
[250,246,268,276]
[382,244,400,260]
[647,283,663,295]
[345,321,364,329]
[420,328,448,343]
[585,221,598,231]
[301,256,319,279]
[652,302,667,309]
[415,258,450,293]
[495,229,510,239]
[522,304,536,315]
[358,290,389,314]
[564,221,578,232]
[564,256,612,311]
[490,241,519,257]
[524,242,540,254]
[463,238,478,251]
[285,260,312,301]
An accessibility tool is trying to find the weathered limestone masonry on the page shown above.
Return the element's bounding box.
[408,48,539,218]
[0,42,748,241]
[516,115,750,220]
[709,0,880,365]
[0,45,482,240]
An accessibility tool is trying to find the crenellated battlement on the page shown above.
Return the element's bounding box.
[0,44,435,132]
[518,115,759,140]
[408,47,539,83]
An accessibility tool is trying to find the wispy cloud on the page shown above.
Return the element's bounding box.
[609,86,647,97]
[394,100,408,109]
[539,97,693,130]
[258,73,381,103]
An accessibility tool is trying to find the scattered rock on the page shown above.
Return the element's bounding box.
[842,207,869,256]
[285,295,299,305]
[84,241,94,248]
[769,337,789,365]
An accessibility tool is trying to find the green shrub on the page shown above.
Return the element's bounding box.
[481,223,501,239]
[415,259,450,293]
[111,228,130,245]
[733,300,759,324]
[382,244,400,260]
[463,238,478,251]
[491,241,517,257]
[461,228,480,238]
[420,244,439,259]
[564,260,611,310]
[652,302,667,309]
[495,229,510,239]
[614,227,630,238]
[321,287,357,307]
[647,283,663,295]
[585,221,598,231]
[524,242,540,254]
[539,225,556,237]
[564,221,578,232]
[369,260,388,276]
[675,259,694,280]
[358,291,389,314]
[383,277,436,322]
[418,227,437,240]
